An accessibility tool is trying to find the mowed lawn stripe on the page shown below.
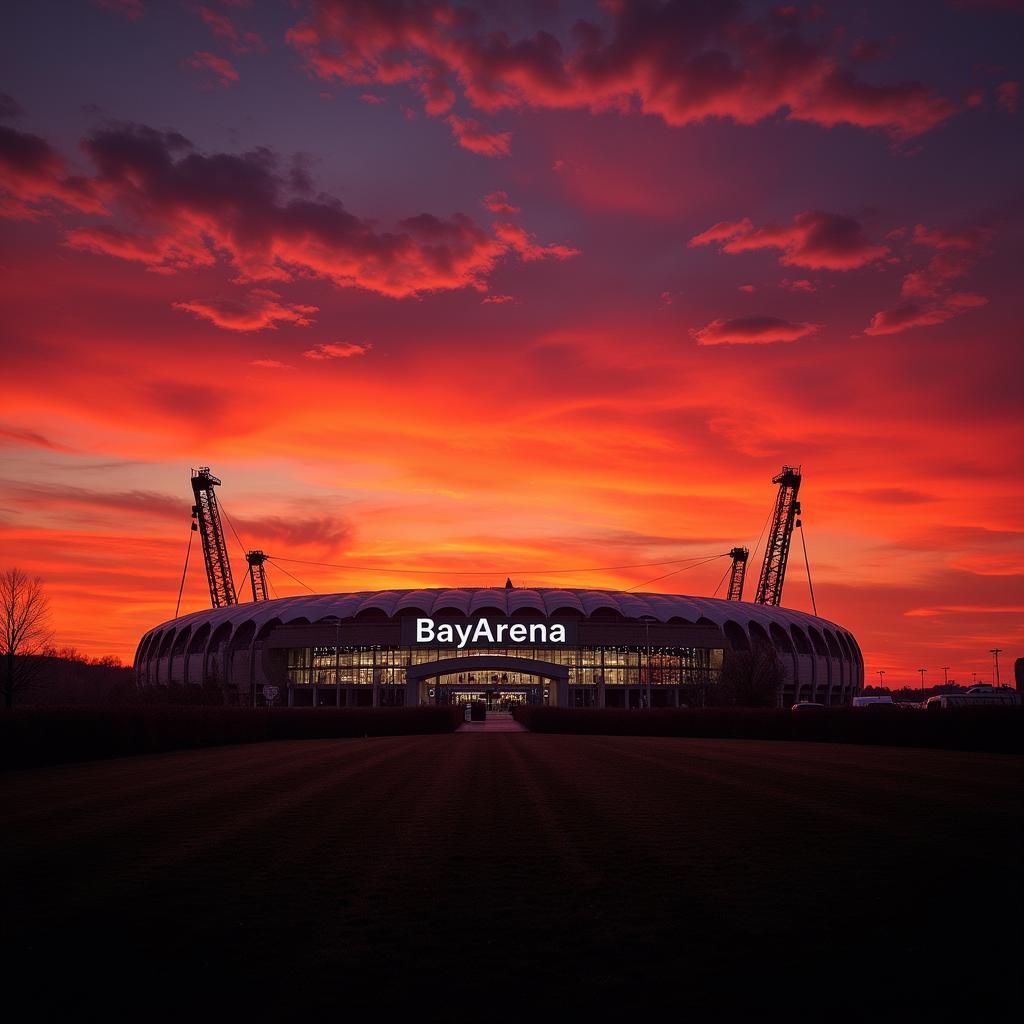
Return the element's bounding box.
[1,734,1019,1018]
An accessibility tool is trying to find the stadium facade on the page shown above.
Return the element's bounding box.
[135,588,864,708]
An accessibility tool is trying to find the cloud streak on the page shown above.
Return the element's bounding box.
[287,0,956,150]
[689,210,888,270]
[693,316,819,346]
[1,123,578,299]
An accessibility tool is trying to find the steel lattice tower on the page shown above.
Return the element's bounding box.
[191,467,237,608]
[726,547,749,601]
[754,466,802,607]
[246,550,269,602]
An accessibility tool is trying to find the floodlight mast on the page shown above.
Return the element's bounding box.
[726,547,749,601]
[191,467,237,608]
[247,550,269,602]
[754,466,802,607]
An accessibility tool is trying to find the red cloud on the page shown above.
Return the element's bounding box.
[446,115,510,157]
[689,210,888,270]
[186,51,240,87]
[196,6,265,54]
[692,316,819,346]
[482,191,519,215]
[912,223,992,251]
[864,292,988,336]
[900,223,992,298]
[303,342,371,359]
[286,1,955,145]
[0,126,103,219]
[996,80,1020,113]
[28,123,574,298]
[65,224,215,271]
[492,221,579,261]
[781,278,816,292]
[173,290,319,331]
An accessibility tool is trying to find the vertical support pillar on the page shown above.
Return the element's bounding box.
[556,673,570,708]
[406,673,420,708]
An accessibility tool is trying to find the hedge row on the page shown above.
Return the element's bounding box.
[511,705,1024,754]
[0,705,465,771]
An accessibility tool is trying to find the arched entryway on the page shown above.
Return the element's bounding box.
[405,655,570,707]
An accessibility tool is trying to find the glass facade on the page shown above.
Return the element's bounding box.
[287,644,722,689]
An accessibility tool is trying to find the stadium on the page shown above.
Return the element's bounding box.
[134,588,864,709]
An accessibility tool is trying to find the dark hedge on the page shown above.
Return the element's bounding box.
[0,705,465,770]
[511,705,1024,754]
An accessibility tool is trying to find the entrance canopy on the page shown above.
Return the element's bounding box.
[405,655,569,686]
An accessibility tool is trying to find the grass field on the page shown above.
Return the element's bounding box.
[2,734,1020,1019]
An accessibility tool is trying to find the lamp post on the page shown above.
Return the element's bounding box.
[639,615,657,711]
[990,648,1003,687]
[876,669,885,690]
[942,666,949,687]
[335,617,341,707]
[917,668,926,693]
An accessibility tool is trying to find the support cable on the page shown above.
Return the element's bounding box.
[710,559,733,599]
[799,522,817,617]
[218,501,250,560]
[748,502,775,569]
[265,564,280,601]
[175,525,194,618]
[266,558,318,594]
[237,563,253,603]
[626,553,728,592]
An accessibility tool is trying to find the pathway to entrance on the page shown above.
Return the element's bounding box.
[456,711,527,733]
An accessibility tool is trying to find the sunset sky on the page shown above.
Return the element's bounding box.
[1,0,1021,683]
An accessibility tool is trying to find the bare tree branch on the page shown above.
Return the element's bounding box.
[1,567,54,710]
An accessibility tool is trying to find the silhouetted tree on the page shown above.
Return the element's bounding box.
[1,567,54,710]
[717,644,785,707]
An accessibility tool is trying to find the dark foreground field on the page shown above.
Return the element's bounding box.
[1,735,1020,1020]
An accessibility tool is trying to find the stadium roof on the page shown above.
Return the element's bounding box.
[141,588,857,649]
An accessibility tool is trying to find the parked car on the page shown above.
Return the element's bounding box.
[790,702,826,712]
[926,687,1020,709]
[852,695,894,708]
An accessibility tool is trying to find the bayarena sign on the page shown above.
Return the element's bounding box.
[406,616,573,649]
[134,587,865,710]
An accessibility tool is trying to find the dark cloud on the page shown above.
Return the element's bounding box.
[692,315,819,345]
[173,290,319,331]
[864,292,988,335]
[690,210,888,270]
[0,425,75,452]
[287,0,956,148]
[0,125,103,219]
[0,122,579,297]
[0,93,23,120]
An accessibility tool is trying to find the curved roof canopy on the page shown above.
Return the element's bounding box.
[140,588,856,650]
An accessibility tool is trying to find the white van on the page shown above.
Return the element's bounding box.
[926,687,1020,709]
[852,695,894,708]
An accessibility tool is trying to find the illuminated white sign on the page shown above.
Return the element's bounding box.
[414,617,567,650]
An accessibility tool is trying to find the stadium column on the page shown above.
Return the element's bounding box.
[372,663,380,708]
[405,673,420,707]
[556,673,569,708]
[596,670,606,709]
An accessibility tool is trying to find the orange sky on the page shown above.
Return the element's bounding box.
[1,0,1022,685]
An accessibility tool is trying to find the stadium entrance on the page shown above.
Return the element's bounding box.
[406,655,569,707]
[446,689,539,710]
